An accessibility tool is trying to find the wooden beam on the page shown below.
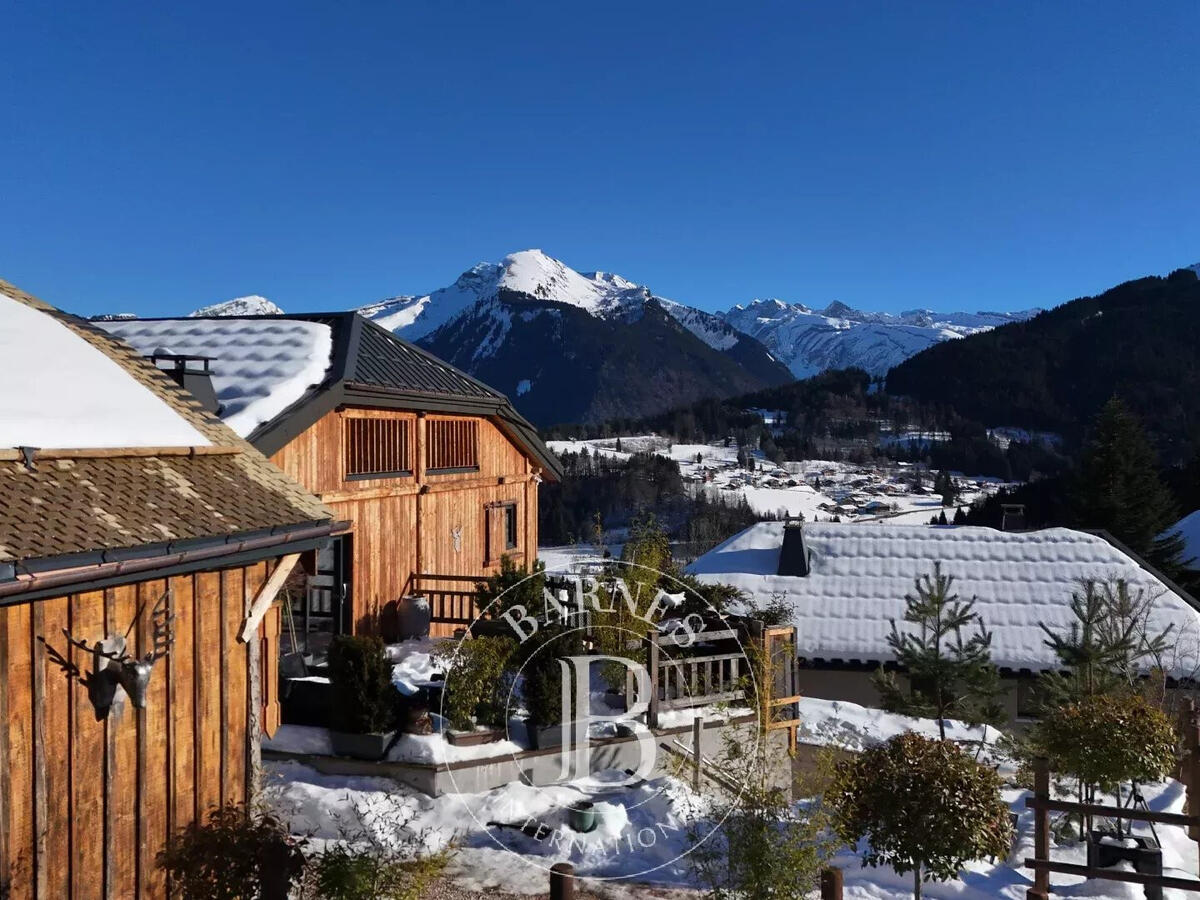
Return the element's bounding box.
[238,555,300,643]
[1024,796,1200,828]
[1024,858,1200,891]
[318,471,535,505]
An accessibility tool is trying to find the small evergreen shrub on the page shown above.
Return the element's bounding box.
[476,556,545,619]
[519,624,585,727]
[828,732,1012,899]
[435,635,516,730]
[157,803,306,900]
[328,634,396,734]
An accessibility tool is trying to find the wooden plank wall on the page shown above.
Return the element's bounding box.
[0,560,274,899]
[270,409,543,638]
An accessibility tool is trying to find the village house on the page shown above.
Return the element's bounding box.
[688,520,1200,722]
[0,280,339,898]
[98,313,562,647]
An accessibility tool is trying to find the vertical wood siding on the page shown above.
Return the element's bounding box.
[270,409,543,639]
[0,561,282,899]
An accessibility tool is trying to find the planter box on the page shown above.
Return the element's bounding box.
[280,677,334,728]
[329,730,396,761]
[1087,832,1162,900]
[446,726,506,747]
[528,723,566,750]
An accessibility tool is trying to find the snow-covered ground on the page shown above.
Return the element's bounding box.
[545,435,1014,525]
[264,696,1198,897]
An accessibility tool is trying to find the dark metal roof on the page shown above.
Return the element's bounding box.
[169,312,562,479]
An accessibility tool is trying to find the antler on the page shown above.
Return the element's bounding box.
[146,591,175,663]
[60,629,128,664]
[37,635,84,682]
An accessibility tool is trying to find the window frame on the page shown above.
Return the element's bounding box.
[426,416,480,475]
[343,414,414,481]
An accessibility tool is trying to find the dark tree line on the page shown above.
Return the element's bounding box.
[538,450,764,555]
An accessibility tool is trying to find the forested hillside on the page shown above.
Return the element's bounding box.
[886,269,1200,460]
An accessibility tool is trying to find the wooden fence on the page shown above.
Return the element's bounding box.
[1025,700,1200,898]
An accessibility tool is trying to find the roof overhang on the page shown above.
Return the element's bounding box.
[0,519,349,606]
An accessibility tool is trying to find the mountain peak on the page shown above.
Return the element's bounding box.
[821,300,858,318]
[189,295,283,317]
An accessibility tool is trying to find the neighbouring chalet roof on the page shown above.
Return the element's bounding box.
[687,522,1200,676]
[0,279,337,599]
[99,312,563,480]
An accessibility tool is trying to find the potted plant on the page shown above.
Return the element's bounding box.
[435,635,516,745]
[327,634,397,759]
[1035,692,1176,896]
[520,625,585,750]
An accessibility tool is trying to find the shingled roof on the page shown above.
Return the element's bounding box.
[0,279,337,601]
[100,312,562,479]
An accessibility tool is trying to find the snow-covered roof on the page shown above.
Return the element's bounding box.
[0,292,210,450]
[1171,510,1200,569]
[687,522,1200,674]
[99,318,333,438]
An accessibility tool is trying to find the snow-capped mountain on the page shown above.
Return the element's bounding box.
[358,249,1042,422]
[359,250,793,424]
[189,295,283,317]
[722,299,1040,378]
[360,250,748,351]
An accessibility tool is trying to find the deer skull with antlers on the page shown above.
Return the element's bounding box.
[39,591,175,720]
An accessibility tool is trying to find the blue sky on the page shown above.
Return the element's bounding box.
[2,2,1198,318]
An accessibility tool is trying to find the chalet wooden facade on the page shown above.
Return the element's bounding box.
[0,280,338,898]
[101,312,563,646]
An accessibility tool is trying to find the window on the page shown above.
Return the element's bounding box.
[505,503,519,550]
[486,501,519,562]
[427,418,479,472]
[1016,677,1042,720]
[344,416,412,479]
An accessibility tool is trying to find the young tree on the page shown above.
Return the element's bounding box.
[687,676,835,899]
[953,507,968,525]
[1037,577,1173,706]
[873,563,1004,739]
[828,733,1012,900]
[1033,692,1176,836]
[1071,397,1186,575]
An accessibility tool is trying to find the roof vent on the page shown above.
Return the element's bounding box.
[778,520,810,576]
[148,352,220,414]
[1001,503,1027,532]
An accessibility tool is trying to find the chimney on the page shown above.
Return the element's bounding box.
[149,350,220,414]
[777,520,810,576]
[1001,503,1027,532]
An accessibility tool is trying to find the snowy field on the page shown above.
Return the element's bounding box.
[545,435,1015,525]
[264,696,1199,898]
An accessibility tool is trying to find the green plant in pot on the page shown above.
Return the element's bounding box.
[327,634,397,759]
[519,624,585,749]
[435,635,516,740]
[1033,690,1176,887]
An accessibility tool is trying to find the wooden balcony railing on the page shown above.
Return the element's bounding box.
[414,573,483,626]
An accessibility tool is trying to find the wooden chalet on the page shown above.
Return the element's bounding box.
[99,312,563,647]
[0,280,340,898]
